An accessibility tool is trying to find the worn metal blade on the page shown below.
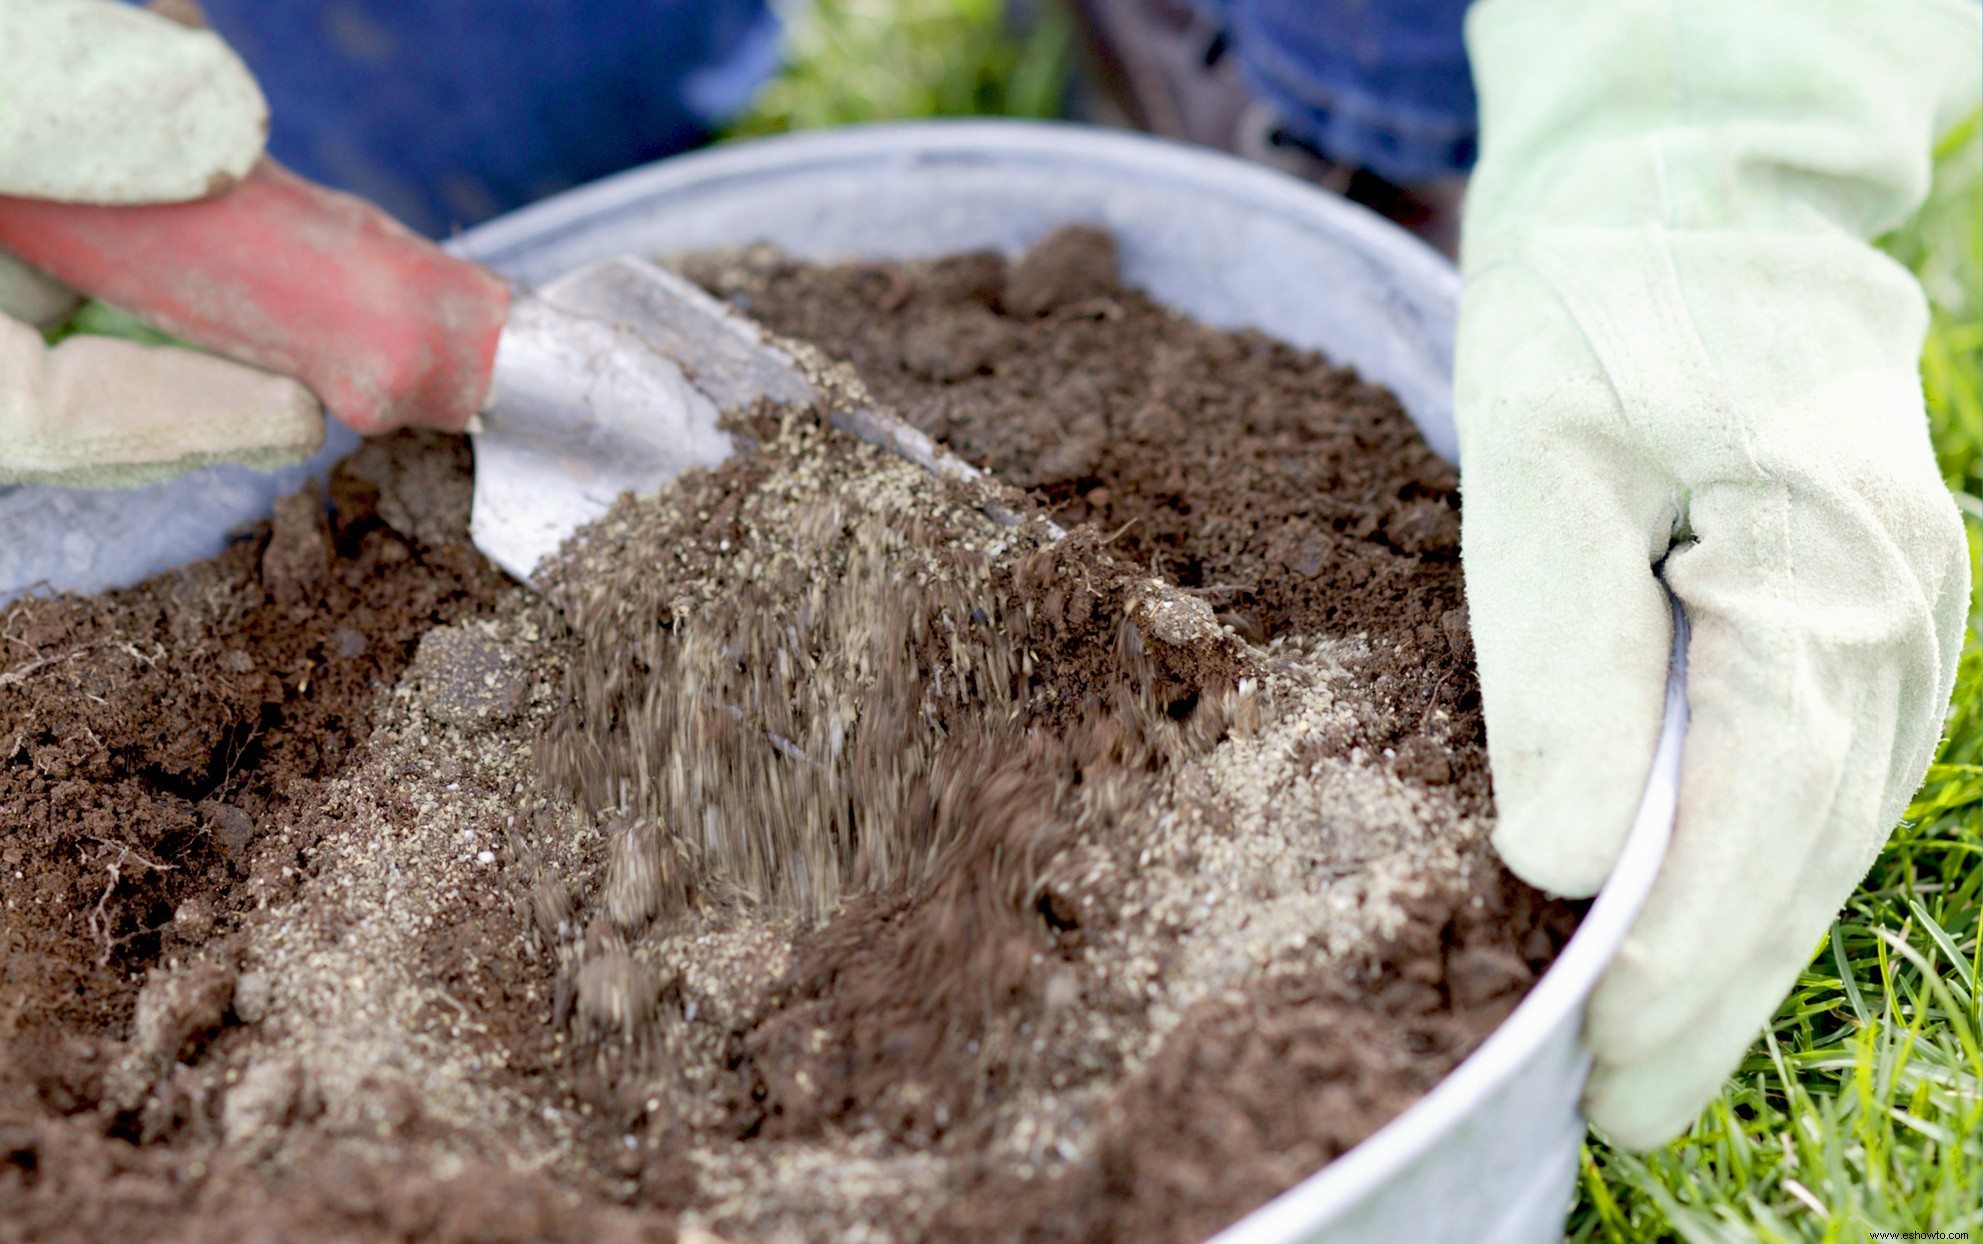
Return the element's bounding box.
[470,254,1042,587]
[469,257,813,584]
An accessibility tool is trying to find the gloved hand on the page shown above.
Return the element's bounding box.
[1455,0,1979,1148]
[0,0,321,487]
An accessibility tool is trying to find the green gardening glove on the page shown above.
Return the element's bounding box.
[1456,0,1979,1148]
[0,0,321,487]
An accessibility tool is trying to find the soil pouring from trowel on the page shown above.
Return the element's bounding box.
[0,227,1576,1244]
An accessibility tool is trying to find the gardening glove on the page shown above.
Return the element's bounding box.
[0,0,321,487]
[1455,0,1979,1150]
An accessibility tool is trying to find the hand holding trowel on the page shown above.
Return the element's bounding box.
[0,159,993,585]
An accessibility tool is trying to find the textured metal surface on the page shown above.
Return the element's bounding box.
[0,122,1683,1243]
[471,260,754,584]
[0,424,359,603]
[469,254,1021,583]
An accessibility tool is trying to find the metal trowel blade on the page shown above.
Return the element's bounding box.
[468,257,816,585]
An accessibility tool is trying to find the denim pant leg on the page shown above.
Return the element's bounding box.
[1194,0,1478,183]
[197,0,782,237]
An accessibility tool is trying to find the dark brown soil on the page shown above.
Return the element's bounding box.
[1,434,492,1071]
[683,226,1483,810]
[1,1118,662,1244]
[937,872,1577,1244]
[1,231,1572,1244]
[0,434,663,1242]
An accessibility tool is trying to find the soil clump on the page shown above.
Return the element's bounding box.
[1,229,1573,1244]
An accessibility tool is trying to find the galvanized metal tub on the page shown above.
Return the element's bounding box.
[0,120,1684,1243]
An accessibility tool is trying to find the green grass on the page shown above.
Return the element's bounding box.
[41,298,184,348]
[725,0,1070,137]
[736,13,1982,1237]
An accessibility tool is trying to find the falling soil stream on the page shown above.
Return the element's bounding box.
[0,228,1576,1244]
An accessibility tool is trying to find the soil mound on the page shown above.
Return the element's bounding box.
[0,229,1573,1244]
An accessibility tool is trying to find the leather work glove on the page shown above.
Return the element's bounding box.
[0,0,321,487]
[1455,0,1979,1149]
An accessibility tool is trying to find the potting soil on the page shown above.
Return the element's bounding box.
[0,228,1576,1244]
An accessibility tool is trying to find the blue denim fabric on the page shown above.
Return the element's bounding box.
[1194,0,1477,182]
[191,0,782,237]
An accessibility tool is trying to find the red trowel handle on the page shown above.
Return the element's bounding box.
[0,160,511,435]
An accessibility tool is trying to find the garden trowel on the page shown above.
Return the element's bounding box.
[0,161,993,587]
